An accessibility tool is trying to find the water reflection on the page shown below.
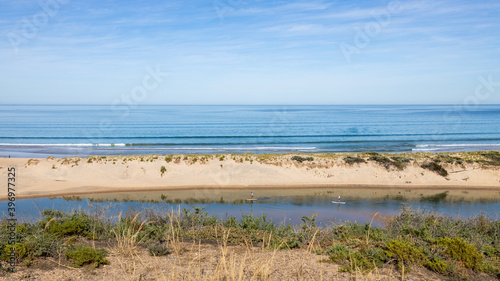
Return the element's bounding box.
[3,189,499,228]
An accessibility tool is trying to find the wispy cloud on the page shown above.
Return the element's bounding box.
[1,0,499,104]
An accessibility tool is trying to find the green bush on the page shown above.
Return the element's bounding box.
[45,214,92,238]
[239,213,276,231]
[421,162,448,177]
[343,156,366,165]
[160,166,166,176]
[425,257,450,274]
[3,243,31,260]
[369,155,397,170]
[291,156,314,163]
[148,243,171,256]
[26,232,61,258]
[385,240,427,271]
[324,244,350,262]
[437,237,484,271]
[65,245,109,268]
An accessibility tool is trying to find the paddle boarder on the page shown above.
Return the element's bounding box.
[338,195,340,203]
[251,192,254,199]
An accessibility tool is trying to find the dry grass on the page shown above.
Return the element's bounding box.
[111,212,149,258]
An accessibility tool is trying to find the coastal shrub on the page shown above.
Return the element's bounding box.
[160,166,166,176]
[45,215,91,237]
[479,151,500,166]
[239,213,276,232]
[324,244,350,262]
[425,257,451,274]
[180,207,219,229]
[3,243,31,260]
[291,155,314,163]
[26,232,61,258]
[437,237,484,271]
[148,243,171,256]
[165,156,172,163]
[343,156,366,165]
[369,155,397,170]
[321,245,386,273]
[421,162,448,177]
[433,154,463,165]
[385,240,427,272]
[342,251,378,273]
[65,245,109,268]
[300,214,318,229]
[391,156,413,169]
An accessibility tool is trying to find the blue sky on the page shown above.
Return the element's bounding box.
[1,0,499,105]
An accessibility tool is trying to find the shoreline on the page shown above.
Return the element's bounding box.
[1,151,499,201]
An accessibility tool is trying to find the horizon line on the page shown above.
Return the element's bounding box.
[2,104,500,106]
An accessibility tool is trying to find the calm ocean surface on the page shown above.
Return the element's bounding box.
[1,104,500,157]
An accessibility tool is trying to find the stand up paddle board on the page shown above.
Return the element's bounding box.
[246,199,257,201]
[332,201,346,204]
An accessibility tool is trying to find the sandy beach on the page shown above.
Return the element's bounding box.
[1,152,499,201]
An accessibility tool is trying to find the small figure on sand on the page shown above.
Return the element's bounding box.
[251,192,254,199]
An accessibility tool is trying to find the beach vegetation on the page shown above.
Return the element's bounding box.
[291,155,314,163]
[420,162,448,177]
[368,155,404,170]
[148,242,171,256]
[160,166,166,176]
[478,151,500,166]
[65,245,109,268]
[437,237,483,271]
[343,156,366,165]
[1,188,499,279]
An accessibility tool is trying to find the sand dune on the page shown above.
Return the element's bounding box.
[0,152,499,200]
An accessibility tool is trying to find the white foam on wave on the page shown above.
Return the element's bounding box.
[0,143,315,151]
[416,144,500,148]
[137,146,318,151]
[0,143,126,147]
[413,143,500,152]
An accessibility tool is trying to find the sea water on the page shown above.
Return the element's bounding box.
[1,104,499,157]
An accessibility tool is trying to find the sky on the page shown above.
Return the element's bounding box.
[0,0,499,105]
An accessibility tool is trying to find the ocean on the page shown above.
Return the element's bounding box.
[1,104,500,158]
